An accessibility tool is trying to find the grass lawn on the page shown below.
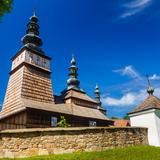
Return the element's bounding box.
[1,146,160,160]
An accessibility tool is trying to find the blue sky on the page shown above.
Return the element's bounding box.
[0,0,160,118]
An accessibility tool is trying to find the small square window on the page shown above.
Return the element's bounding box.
[51,117,57,127]
[89,121,97,127]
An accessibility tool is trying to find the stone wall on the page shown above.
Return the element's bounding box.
[0,127,148,158]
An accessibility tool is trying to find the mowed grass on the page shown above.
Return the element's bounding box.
[1,146,160,160]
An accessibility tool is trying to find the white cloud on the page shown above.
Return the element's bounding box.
[120,0,152,19]
[113,65,140,79]
[149,74,160,81]
[124,0,151,8]
[154,87,160,98]
[102,64,160,117]
[102,93,137,106]
[120,9,141,19]
[102,87,160,107]
[102,89,146,107]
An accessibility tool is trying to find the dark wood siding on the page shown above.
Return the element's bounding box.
[0,108,112,130]
[0,111,27,130]
[26,108,111,128]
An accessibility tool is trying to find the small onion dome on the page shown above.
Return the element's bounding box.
[71,56,76,65]
[67,77,80,87]
[147,86,154,95]
[22,13,42,47]
[95,84,100,93]
[30,15,38,23]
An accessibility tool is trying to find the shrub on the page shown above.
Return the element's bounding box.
[57,116,68,128]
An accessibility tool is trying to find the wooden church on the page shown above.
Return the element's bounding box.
[0,12,112,130]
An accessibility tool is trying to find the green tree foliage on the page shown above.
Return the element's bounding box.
[57,116,68,128]
[0,0,13,21]
[111,116,119,120]
[123,115,129,120]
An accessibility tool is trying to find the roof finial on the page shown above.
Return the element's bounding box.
[72,48,74,58]
[94,84,101,106]
[146,74,154,95]
[71,48,76,65]
[33,0,36,16]
[95,84,98,89]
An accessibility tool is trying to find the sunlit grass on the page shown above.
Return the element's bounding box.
[1,146,160,160]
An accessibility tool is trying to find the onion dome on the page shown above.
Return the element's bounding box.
[147,86,154,95]
[147,75,154,96]
[67,54,80,90]
[21,12,42,47]
[94,84,102,105]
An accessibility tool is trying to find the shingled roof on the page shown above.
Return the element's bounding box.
[62,89,98,104]
[128,95,160,114]
[113,119,130,127]
[0,98,109,121]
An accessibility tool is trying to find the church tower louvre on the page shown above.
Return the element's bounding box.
[1,12,54,118]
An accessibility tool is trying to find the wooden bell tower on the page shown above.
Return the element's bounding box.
[1,13,54,117]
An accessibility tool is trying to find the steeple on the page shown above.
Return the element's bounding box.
[94,84,106,115]
[3,8,54,110]
[94,84,102,106]
[67,51,80,90]
[21,10,42,47]
[147,75,154,95]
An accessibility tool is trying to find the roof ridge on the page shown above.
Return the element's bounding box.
[129,94,160,114]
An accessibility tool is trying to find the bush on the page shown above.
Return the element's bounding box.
[57,116,68,128]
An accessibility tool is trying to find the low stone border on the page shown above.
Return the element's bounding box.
[0,127,148,158]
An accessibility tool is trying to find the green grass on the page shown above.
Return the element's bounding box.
[1,146,160,160]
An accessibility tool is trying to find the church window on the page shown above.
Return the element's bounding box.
[37,56,40,61]
[36,56,40,65]
[29,53,33,63]
[89,121,97,127]
[51,117,57,127]
[43,59,46,68]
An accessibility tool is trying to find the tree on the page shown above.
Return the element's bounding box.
[57,116,68,128]
[123,115,129,120]
[111,116,119,120]
[0,0,13,21]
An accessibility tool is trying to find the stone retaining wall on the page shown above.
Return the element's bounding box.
[0,127,148,158]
